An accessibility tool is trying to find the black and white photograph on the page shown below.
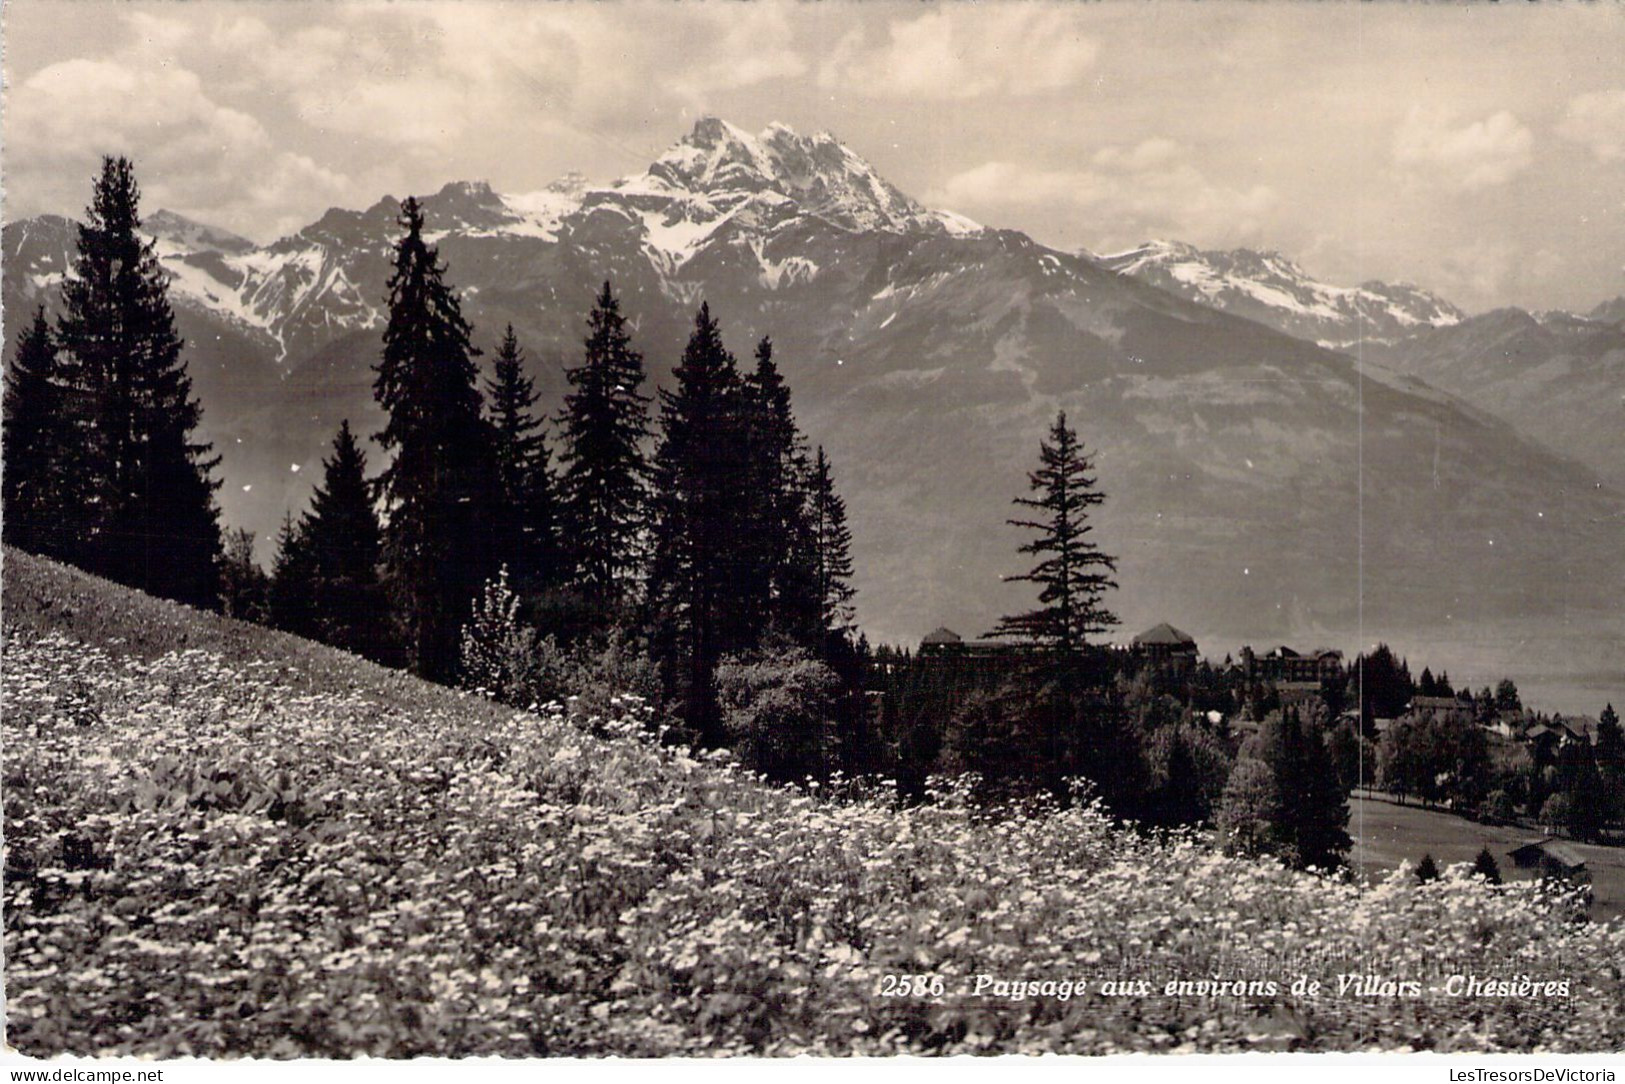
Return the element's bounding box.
[2,0,1624,1069]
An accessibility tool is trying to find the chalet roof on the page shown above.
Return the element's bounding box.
[1269,646,1302,659]
[1556,716,1597,742]
[1508,839,1587,869]
[921,627,963,645]
[1133,622,1196,647]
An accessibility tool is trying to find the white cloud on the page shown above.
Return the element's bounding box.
[1392,107,1533,191]
[819,9,1098,100]
[6,57,351,239]
[1557,89,1625,162]
[186,5,804,149]
[926,141,1277,250]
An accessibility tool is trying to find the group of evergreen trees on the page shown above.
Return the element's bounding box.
[257,199,859,744]
[2,160,858,754]
[3,157,222,605]
[645,307,854,743]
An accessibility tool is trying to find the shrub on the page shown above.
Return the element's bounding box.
[715,647,840,782]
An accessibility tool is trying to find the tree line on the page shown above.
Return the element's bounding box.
[3,158,859,754]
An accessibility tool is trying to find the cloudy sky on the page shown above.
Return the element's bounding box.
[4,2,1623,313]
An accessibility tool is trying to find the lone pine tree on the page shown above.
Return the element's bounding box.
[55,156,221,606]
[994,410,1117,659]
[557,281,652,627]
[373,196,499,682]
[3,307,82,559]
[486,325,561,595]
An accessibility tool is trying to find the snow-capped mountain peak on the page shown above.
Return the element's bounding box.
[620,117,961,237]
[8,116,990,372]
[1101,239,1464,347]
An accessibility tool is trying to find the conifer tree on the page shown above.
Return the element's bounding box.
[373,196,499,681]
[269,511,317,637]
[993,410,1117,657]
[219,527,270,623]
[647,302,753,742]
[486,325,561,593]
[3,307,83,558]
[558,281,652,626]
[1472,846,1503,885]
[735,336,838,649]
[1257,706,1352,871]
[56,156,221,605]
[1416,853,1441,883]
[1597,703,1623,776]
[806,446,856,640]
[300,420,389,660]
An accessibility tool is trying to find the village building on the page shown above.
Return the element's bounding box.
[1129,623,1199,673]
[1507,839,1589,882]
[917,627,1030,678]
[1240,644,1344,684]
[1407,695,1473,716]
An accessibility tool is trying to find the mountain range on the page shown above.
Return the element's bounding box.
[4,117,1621,711]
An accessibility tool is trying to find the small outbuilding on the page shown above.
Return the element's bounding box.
[1507,839,1589,880]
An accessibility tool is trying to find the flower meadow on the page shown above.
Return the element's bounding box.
[4,554,1625,1057]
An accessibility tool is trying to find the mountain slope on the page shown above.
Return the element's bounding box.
[4,119,1620,708]
[1365,308,1625,491]
[1101,240,1464,348]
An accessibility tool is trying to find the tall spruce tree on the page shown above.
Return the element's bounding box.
[806,446,856,640]
[558,281,652,626]
[301,420,389,661]
[56,156,221,605]
[647,303,753,742]
[993,410,1117,657]
[373,196,499,681]
[740,337,820,643]
[486,325,561,594]
[3,307,82,558]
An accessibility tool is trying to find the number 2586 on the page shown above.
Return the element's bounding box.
[878,974,945,997]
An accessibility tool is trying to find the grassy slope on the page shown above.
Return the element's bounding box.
[4,548,1624,1057]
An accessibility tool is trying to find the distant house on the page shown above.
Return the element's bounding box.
[1241,644,1343,683]
[1524,720,1590,763]
[1407,696,1472,717]
[1130,623,1199,672]
[1507,839,1589,881]
[918,627,1029,677]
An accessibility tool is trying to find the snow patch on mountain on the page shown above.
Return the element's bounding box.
[7,117,991,367]
[1102,240,1464,347]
